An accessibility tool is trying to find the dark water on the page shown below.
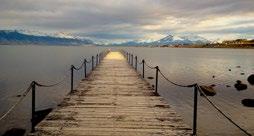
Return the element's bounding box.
[0,46,254,135]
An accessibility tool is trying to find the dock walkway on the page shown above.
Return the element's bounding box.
[35,51,191,136]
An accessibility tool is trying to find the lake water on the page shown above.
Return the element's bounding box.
[0,46,254,135]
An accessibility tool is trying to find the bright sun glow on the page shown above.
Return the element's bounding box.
[105,51,124,60]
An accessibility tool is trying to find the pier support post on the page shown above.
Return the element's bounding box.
[127,53,129,62]
[128,53,130,64]
[129,54,131,65]
[130,54,132,65]
[142,59,145,78]
[155,66,159,94]
[129,54,131,64]
[92,56,94,70]
[135,56,137,70]
[96,54,98,66]
[131,54,133,66]
[31,81,36,133]
[193,84,198,136]
[84,59,87,78]
[71,65,74,92]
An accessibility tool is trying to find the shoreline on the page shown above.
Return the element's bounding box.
[159,43,254,49]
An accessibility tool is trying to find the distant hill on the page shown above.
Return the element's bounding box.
[0,30,93,46]
[110,34,210,46]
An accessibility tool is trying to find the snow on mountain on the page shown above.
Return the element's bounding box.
[0,30,94,45]
[154,34,210,45]
[110,34,210,46]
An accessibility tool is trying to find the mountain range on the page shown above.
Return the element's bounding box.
[0,30,210,46]
[0,30,93,46]
[110,34,210,46]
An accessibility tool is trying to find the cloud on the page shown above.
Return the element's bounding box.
[0,0,253,42]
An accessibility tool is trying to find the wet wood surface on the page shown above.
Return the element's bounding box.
[34,52,191,136]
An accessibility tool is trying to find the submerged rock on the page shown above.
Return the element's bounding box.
[241,99,254,107]
[226,85,231,88]
[3,128,25,136]
[247,74,254,85]
[240,73,245,75]
[228,69,232,71]
[236,66,241,68]
[210,84,216,87]
[147,76,154,79]
[234,80,247,91]
[200,85,216,96]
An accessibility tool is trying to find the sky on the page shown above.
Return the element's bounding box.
[0,0,253,43]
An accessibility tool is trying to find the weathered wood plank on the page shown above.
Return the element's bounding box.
[34,51,191,136]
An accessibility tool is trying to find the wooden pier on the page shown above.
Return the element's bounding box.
[34,51,191,136]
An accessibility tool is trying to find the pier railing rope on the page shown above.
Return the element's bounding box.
[0,84,32,121]
[197,85,252,136]
[0,50,110,133]
[123,51,252,136]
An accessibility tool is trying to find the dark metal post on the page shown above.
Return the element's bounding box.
[31,81,36,133]
[131,54,133,66]
[71,65,74,92]
[129,53,131,61]
[84,59,87,78]
[130,54,132,65]
[135,56,137,70]
[127,53,129,62]
[155,66,159,94]
[193,84,198,136]
[92,56,94,70]
[128,53,130,64]
[96,54,98,66]
[142,59,145,78]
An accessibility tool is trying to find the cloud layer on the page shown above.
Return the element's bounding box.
[0,0,253,42]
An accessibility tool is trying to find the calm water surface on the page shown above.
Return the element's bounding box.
[0,46,254,135]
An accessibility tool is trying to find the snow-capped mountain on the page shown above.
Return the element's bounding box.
[110,34,210,46]
[0,30,94,46]
[154,34,210,45]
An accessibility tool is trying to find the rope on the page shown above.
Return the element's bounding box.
[158,69,195,88]
[0,84,32,121]
[35,75,69,88]
[197,85,252,136]
[144,61,157,69]
[138,61,143,65]
[86,59,92,63]
[73,62,84,71]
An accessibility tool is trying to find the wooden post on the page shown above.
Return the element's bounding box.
[31,81,36,133]
[131,54,133,66]
[155,66,159,94]
[127,53,129,62]
[84,59,87,78]
[193,84,198,136]
[142,59,145,78]
[92,56,94,70]
[96,54,98,66]
[71,65,74,92]
[135,56,137,70]
[128,53,131,64]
